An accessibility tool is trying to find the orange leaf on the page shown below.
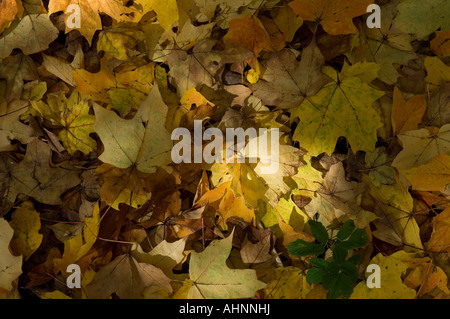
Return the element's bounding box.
[224,16,271,56]
[430,31,450,57]
[392,86,426,135]
[427,206,450,253]
[404,262,449,296]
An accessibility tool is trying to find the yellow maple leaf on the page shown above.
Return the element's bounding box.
[351,251,416,299]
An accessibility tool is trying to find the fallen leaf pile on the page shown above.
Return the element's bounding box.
[0,0,449,299]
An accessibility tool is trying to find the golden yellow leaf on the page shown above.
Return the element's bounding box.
[400,155,450,192]
[351,251,417,299]
[391,86,426,135]
[54,201,100,274]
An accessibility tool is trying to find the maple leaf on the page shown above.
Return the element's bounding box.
[195,182,256,229]
[74,58,155,114]
[2,0,450,301]
[94,83,173,173]
[53,200,100,274]
[97,26,146,61]
[394,0,450,40]
[96,164,150,209]
[291,66,384,156]
[424,56,450,93]
[1,53,39,102]
[404,262,450,296]
[423,83,450,128]
[364,147,396,187]
[42,54,76,87]
[240,233,275,265]
[31,90,96,155]
[48,0,139,44]
[431,31,450,57]
[288,0,373,35]
[0,14,58,59]
[399,155,450,192]
[0,100,34,151]
[392,87,426,135]
[347,0,417,85]
[259,4,303,52]
[351,251,416,299]
[264,267,326,299]
[167,39,253,96]
[251,39,329,109]
[0,0,23,34]
[0,140,81,214]
[134,0,179,33]
[427,206,450,253]
[86,254,173,299]
[392,124,450,170]
[131,237,187,278]
[0,218,22,292]
[223,16,272,57]
[365,176,423,250]
[184,230,266,298]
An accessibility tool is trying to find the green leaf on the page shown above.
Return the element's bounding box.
[308,220,329,244]
[332,244,348,264]
[337,220,355,241]
[310,257,329,269]
[322,262,356,299]
[287,239,325,257]
[341,229,368,250]
[341,261,358,281]
[306,267,324,284]
[347,254,361,265]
